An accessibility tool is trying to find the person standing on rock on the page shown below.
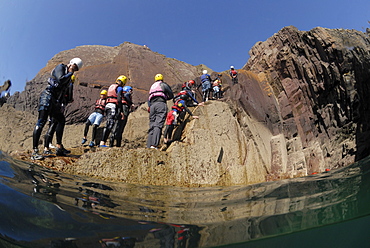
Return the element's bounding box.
[109,85,134,147]
[99,75,127,147]
[147,73,174,149]
[229,66,238,85]
[200,70,212,102]
[31,58,83,160]
[212,74,223,99]
[81,89,108,147]
[43,75,75,155]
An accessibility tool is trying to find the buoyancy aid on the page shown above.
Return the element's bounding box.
[95,98,107,111]
[200,74,210,83]
[175,90,188,100]
[148,81,166,101]
[107,84,119,103]
[213,80,220,86]
[230,69,238,76]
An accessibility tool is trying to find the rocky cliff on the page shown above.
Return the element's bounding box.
[7,42,211,124]
[244,26,370,178]
[2,26,370,187]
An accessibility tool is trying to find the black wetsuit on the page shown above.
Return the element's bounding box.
[110,91,133,147]
[33,64,74,150]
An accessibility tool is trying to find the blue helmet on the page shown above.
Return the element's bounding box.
[123,86,132,92]
[177,100,185,107]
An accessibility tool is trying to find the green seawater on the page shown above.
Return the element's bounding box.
[0,151,369,248]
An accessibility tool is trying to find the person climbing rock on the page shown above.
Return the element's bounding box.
[147,73,174,149]
[182,79,196,91]
[31,58,83,160]
[173,88,201,107]
[0,79,11,107]
[200,70,212,102]
[212,74,223,99]
[109,85,134,147]
[81,89,108,147]
[181,80,198,103]
[229,66,238,85]
[99,75,127,147]
[163,99,199,145]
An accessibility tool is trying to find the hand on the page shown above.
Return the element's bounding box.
[193,116,199,119]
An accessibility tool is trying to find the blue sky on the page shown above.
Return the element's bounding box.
[0,0,369,93]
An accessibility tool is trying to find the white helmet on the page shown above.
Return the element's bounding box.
[69,58,83,70]
[230,66,234,69]
[203,70,208,74]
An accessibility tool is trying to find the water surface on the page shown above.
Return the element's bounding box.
[1,151,370,247]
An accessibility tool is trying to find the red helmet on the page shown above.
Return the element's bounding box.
[188,80,195,85]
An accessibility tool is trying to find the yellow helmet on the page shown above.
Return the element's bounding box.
[155,74,163,81]
[100,90,108,95]
[116,75,127,86]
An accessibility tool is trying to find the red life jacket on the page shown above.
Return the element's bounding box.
[107,84,119,103]
[95,98,107,111]
[166,110,176,125]
[176,90,188,100]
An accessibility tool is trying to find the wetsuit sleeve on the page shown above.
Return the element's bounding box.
[52,64,73,85]
[116,86,123,113]
[188,92,198,104]
[124,92,133,106]
[161,82,174,100]
[66,83,74,103]
[183,105,193,116]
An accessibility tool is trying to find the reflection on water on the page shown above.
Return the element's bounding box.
[0,151,370,247]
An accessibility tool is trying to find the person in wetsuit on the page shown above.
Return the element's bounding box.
[43,75,75,155]
[99,75,127,147]
[200,70,212,102]
[147,73,174,149]
[163,99,199,145]
[31,58,83,160]
[109,85,134,147]
[81,89,108,147]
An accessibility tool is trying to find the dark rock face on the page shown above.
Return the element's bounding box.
[7,42,203,124]
[243,26,370,175]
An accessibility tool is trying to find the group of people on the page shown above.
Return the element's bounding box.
[199,66,238,102]
[31,57,238,159]
[86,75,134,148]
